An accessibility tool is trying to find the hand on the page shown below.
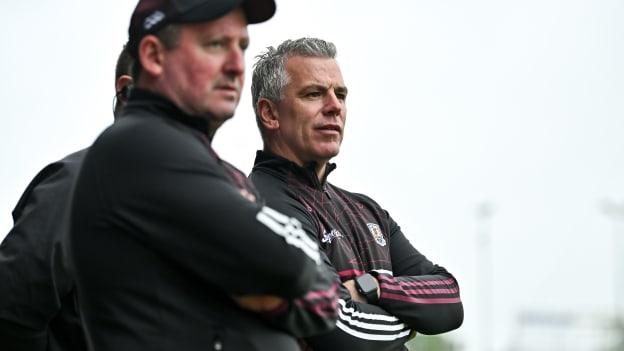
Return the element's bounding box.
[343,279,367,303]
[233,295,285,312]
[344,275,381,304]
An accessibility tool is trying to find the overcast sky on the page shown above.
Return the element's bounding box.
[2,1,623,350]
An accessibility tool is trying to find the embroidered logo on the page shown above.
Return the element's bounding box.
[367,223,386,246]
[321,229,343,244]
[144,10,165,30]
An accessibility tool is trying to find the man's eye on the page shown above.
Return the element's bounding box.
[336,93,347,101]
[205,40,225,49]
[239,40,249,52]
[306,91,321,98]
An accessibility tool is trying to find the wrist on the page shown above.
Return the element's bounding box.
[355,273,379,304]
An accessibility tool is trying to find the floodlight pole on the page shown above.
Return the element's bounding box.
[476,202,494,351]
[600,199,624,319]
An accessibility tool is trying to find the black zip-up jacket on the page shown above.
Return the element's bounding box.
[0,150,87,351]
[68,90,338,351]
[250,151,464,351]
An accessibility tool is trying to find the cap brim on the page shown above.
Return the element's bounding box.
[174,0,275,25]
[242,0,276,24]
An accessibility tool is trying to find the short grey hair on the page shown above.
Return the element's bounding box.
[251,38,337,139]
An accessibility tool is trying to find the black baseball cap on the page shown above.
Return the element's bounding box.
[128,0,276,57]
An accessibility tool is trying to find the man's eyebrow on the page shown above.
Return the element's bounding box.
[335,86,348,95]
[297,84,348,96]
[297,84,328,94]
[305,84,327,90]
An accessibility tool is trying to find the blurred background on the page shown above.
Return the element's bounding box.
[1,1,623,350]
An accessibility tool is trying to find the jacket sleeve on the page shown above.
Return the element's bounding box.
[250,171,412,350]
[373,214,464,335]
[244,171,338,337]
[75,121,328,301]
[0,152,86,350]
[257,256,340,338]
[304,251,414,351]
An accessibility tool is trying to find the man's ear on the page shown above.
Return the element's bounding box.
[138,35,166,77]
[116,75,134,102]
[257,98,280,131]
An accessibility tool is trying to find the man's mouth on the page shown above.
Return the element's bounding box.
[216,84,239,92]
[316,124,342,134]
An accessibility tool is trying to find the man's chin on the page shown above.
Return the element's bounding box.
[212,111,236,122]
[213,101,239,118]
[316,147,341,160]
[202,105,237,122]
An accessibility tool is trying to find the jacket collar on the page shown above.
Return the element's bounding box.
[123,88,212,139]
[253,150,337,189]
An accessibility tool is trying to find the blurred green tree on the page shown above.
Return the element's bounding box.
[406,334,455,351]
[612,316,624,351]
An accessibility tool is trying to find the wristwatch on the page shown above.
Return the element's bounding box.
[355,273,379,304]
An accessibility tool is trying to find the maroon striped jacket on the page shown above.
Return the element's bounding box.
[251,151,463,351]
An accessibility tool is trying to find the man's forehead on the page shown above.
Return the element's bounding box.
[286,56,345,86]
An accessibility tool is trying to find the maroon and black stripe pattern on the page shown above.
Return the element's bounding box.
[375,272,461,305]
[294,282,340,319]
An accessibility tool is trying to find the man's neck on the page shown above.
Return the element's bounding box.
[206,120,224,140]
[137,82,222,139]
[265,146,328,181]
[314,162,327,182]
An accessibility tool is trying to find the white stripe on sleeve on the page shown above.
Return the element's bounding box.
[335,299,411,340]
[256,206,321,264]
[336,321,412,341]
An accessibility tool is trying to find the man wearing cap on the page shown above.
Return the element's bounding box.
[249,37,464,350]
[0,47,133,351]
[69,2,338,351]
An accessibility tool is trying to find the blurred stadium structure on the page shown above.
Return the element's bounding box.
[456,199,624,351]
[506,311,622,351]
[404,312,624,351]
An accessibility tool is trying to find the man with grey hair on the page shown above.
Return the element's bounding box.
[250,37,464,350]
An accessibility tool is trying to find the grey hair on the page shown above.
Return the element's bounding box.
[251,38,337,139]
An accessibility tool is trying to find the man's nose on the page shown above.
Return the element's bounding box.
[323,90,343,116]
[224,46,245,77]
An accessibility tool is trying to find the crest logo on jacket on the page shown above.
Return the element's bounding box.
[367,223,386,246]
